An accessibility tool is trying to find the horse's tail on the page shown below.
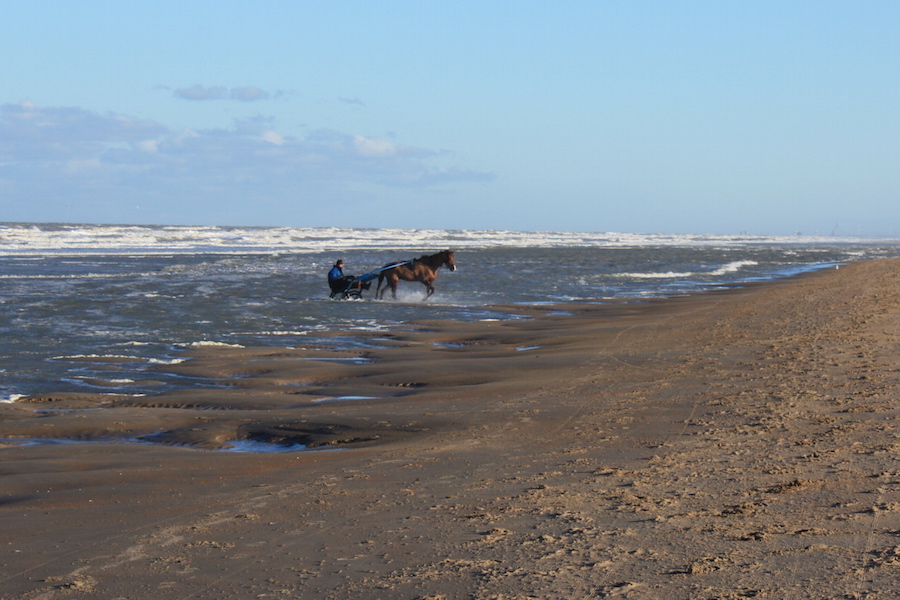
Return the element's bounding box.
[375,272,385,299]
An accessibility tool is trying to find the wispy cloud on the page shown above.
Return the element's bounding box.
[230,86,269,102]
[173,85,228,101]
[339,96,366,108]
[173,85,270,102]
[0,102,495,220]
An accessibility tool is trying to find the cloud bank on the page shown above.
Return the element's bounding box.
[0,102,495,224]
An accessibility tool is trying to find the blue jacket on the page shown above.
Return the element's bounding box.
[328,265,343,283]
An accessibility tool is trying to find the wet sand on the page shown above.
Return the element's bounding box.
[2,258,900,599]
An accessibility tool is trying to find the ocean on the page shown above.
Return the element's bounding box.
[2,222,899,403]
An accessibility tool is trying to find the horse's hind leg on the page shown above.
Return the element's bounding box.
[377,273,398,300]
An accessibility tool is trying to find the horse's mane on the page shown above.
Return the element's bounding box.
[417,249,449,259]
[412,250,447,263]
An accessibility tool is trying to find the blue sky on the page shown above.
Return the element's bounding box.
[1,1,897,235]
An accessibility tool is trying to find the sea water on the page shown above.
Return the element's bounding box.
[2,222,899,403]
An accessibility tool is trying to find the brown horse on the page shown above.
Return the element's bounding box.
[375,250,456,300]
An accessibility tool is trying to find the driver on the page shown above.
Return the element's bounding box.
[328,260,357,293]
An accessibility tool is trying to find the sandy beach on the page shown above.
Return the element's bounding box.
[3,257,900,599]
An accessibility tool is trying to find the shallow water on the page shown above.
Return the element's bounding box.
[2,223,899,401]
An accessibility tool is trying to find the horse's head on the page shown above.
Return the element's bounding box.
[443,249,456,271]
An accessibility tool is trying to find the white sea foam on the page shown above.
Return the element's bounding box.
[182,341,245,348]
[80,378,137,384]
[621,260,759,280]
[51,354,143,361]
[1,223,888,256]
[711,260,759,275]
[249,330,309,336]
[147,357,186,365]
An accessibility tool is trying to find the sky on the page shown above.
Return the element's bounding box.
[1,1,897,236]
